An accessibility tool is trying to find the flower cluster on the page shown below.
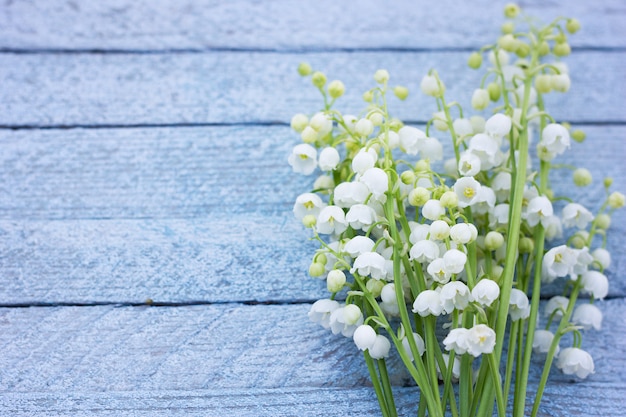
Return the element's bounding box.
[288,5,622,417]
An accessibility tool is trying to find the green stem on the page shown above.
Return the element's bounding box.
[488,353,506,417]
[530,281,582,417]
[378,359,398,417]
[364,351,391,417]
[502,320,519,412]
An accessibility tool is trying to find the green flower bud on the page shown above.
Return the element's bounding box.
[490,265,504,281]
[362,90,374,102]
[487,82,501,101]
[604,177,613,188]
[498,34,518,52]
[311,71,327,88]
[400,170,416,185]
[328,80,345,98]
[389,118,403,130]
[368,112,384,126]
[608,191,625,209]
[535,74,553,94]
[309,262,326,277]
[538,41,550,56]
[393,85,409,100]
[439,191,458,209]
[572,129,586,143]
[290,113,309,132]
[573,168,592,186]
[301,126,318,143]
[472,88,490,110]
[570,234,587,249]
[415,159,430,172]
[515,42,530,57]
[468,52,483,69]
[501,22,515,34]
[302,214,317,228]
[566,18,581,34]
[504,3,520,18]
[366,279,385,298]
[596,213,611,230]
[374,69,390,84]
[553,42,571,57]
[485,231,505,251]
[409,187,431,206]
[327,269,347,293]
[315,253,328,265]
[519,237,534,254]
[298,62,312,76]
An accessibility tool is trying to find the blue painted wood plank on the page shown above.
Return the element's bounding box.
[0,300,623,414]
[0,125,623,303]
[0,0,624,51]
[1,384,625,417]
[0,51,624,127]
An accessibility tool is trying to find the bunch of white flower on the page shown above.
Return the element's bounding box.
[288,5,622,417]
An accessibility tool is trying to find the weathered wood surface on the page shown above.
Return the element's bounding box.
[0,300,624,415]
[0,51,624,127]
[0,0,624,51]
[0,0,624,415]
[0,125,623,304]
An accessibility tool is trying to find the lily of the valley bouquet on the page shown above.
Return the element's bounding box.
[288,4,623,417]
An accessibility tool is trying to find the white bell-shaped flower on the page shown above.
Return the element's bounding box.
[402,332,426,361]
[418,137,444,161]
[592,248,611,270]
[561,203,594,229]
[351,148,377,175]
[542,245,577,282]
[471,279,500,307]
[353,324,377,351]
[454,176,482,208]
[346,204,377,232]
[443,249,467,275]
[420,74,443,97]
[509,289,530,320]
[354,118,374,137]
[309,112,333,136]
[398,126,426,155]
[422,199,445,220]
[351,251,387,280]
[524,196,554,227]
[318,147,340,171]
[557,348,594,379]
[316,206,348,235]
[458,151,482,177]
[288,143,317,175]
[485,113,512,139]
[329,304,364,337]
[492,172,511,202]
[450,223,474,244]
[489,203,510,228]
[440,281,471,313]
[465,324,496,357]
[412,289,444,316]
[572,303,602,330]
[545,296,569,318]
[334,182,369,208]
[443,328,469,354]
[409,240,440,263]
[453,118,474,141]
[293,193,326,220]
[468,134,500,170]
[427,258,452,284]
[541,123,570,155]
[344,236,376,258]
[309,299,341,329]
[429,220,450,241]
[369,334,392,359]
[581,270,609,299]
[533,329,559,356]
[360,167,388,201]
[409,223,431,244]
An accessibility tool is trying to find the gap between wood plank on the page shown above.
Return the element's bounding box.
[2,120,626,131]
[1,46,626,55]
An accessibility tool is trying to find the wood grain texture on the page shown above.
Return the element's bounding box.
[0,300,624,415]
[0,0,624,51]
[0,125,623,304]
[2,384,626,417]
[0,51,624,127]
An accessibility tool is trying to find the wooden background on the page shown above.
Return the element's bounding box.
[0,0,624,415]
